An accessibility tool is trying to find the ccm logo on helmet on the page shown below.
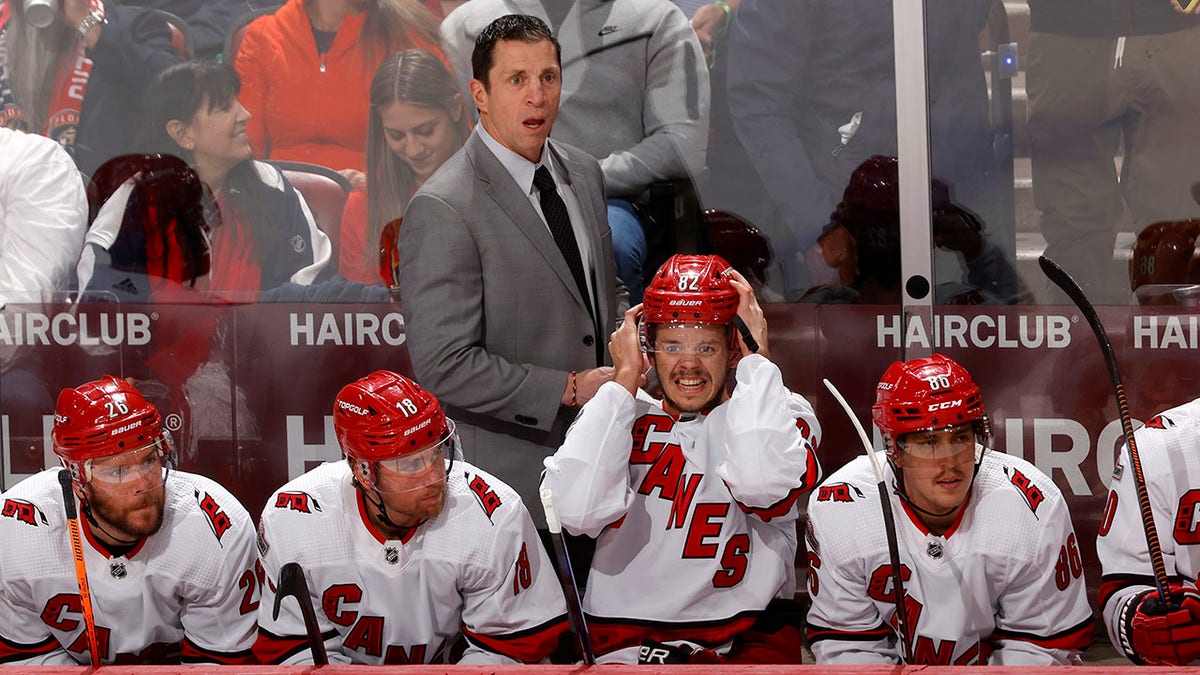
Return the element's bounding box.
[927,399,963,412]
[337,401,371,416]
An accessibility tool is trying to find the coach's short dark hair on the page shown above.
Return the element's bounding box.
[471,14,561,89]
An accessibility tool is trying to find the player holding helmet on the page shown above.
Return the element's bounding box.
[0,375,258,665]
[254,370,568,665]
[806,355,1093,665]
[1097,396,1200,666]
[541,254,823,663]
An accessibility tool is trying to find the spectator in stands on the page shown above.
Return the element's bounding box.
[671,0,739,65]
[0,127,88,440]
[1027,0,1200,305]
[442,0,709,303]
[0,0,182,176]
[233,0,447,178]
[122,0,255,59]
[727,0,996,301]
[340,48,468,285]
[0,127,87,308]
[803,156,1021,305]
[80,61,330,302]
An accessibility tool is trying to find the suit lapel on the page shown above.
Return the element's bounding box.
[467,134,591,314]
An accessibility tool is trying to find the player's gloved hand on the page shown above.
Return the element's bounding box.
[1122,585,1200,665]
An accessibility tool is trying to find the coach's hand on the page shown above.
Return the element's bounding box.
[1126,585,1200,665]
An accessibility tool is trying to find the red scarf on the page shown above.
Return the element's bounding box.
[0,2,94,146]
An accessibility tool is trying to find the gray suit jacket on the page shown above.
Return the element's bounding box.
[398,131,622,517]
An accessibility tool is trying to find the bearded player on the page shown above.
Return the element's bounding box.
[254,370,568,664]
[0,375,258,664]
[806,354,1093,664]
[541,254,823,663]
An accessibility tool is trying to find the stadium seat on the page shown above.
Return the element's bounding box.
[142,8,194,59]
[272,161,351,270]
[223,4,283,66]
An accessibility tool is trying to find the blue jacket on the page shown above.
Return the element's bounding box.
[727,0,993,250]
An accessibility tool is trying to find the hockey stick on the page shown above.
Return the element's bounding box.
[822,380,912,664]
[57,469,102,667]
[272,562,329,665]
[539,487,595,665]
[1039,255,1169,603]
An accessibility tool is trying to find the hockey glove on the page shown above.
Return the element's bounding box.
[1121,585,1200,665]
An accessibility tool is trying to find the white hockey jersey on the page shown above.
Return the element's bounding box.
[806,451,1093,665]
[1097,398,1200,663]
[254,460,568,665]
[541,354,822,662]
[0,468,259,665]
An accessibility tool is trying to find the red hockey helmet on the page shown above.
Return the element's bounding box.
[52,375,171,489]
[643,254,739,327]
[333,370,453,492]
[839,155,952,215]
[1129,219,1200,292]
[872,354,990,461]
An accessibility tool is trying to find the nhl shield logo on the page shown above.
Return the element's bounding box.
[110,561,127,579]
[926,541,943,559]
[384,546,399,565]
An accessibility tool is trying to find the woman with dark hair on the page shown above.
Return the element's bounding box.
[80,60,331,300]
[0,0,181,176]
[339,48,468,284]
[233,0,447,177]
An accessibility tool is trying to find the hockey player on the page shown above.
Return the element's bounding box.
[254,370,569,665]
[806,354,1093,665]
[1097,397,1200,665]
[541,254,823,664]
[0,375,259,665]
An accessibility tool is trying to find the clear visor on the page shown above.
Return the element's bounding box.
[896,420,987,466]
[640,322,729,356]
[369,427,456,494]
[84,435,172,492]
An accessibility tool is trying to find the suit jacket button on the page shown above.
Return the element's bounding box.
[583,335,595,347]
[515,415,538,426]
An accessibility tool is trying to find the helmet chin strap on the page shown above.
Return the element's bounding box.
[351,467,424,539]
[889,459,983,521]
[80,500,140,548]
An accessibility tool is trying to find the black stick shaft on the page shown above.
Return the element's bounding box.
[1039,255,1169,602]
[274,562,329,665]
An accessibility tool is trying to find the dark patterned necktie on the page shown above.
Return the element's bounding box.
[533,165,590,309]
